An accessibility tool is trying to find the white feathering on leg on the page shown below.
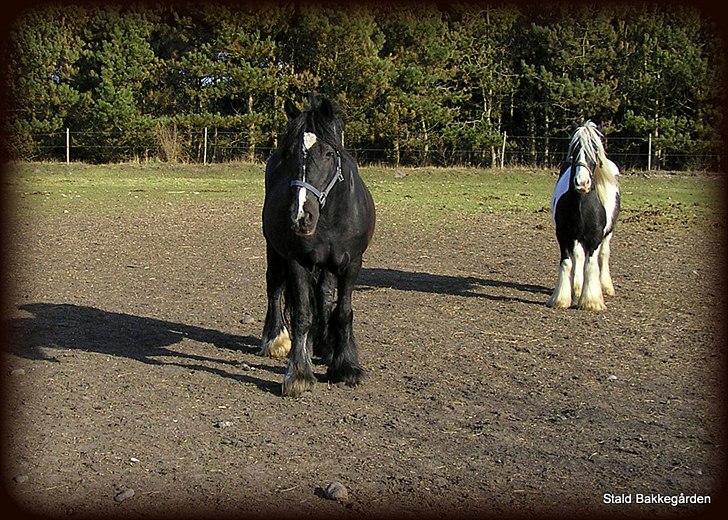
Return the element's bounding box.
[600,233,615,296]
[571,242,585,301]
[548,257,573,309]
[260,327,291,358]
[578,248,605,311]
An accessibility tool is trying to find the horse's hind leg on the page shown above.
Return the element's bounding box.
[312,270,336,364]
[599,232,615,296]
[259,244,291,358]
[282,260,316,397]
[577,246,606,311]
[548,243,573,309]
[327,256,365,386]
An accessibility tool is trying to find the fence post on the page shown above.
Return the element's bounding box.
[66,128,70,164]
[647,132,652,171]
[203,127,208,164]
[500,132,507,169]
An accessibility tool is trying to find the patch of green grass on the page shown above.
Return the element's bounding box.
[6,161,723,223]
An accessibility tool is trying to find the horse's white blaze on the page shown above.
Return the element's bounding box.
[571,241,585,300]
[549,257,573,308]
[578,248,605,311]
[296,186,307,220]
[574,148,591,191]
[295,132,318,221]
[303,132,317,150]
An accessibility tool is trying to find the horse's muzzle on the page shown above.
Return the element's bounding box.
[291,219,316,236]
[575,180,592,193]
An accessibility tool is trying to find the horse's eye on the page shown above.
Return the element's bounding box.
[325,151,334,158]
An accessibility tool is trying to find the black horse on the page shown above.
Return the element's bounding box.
[548,121,621,311]
[259,94,376,397]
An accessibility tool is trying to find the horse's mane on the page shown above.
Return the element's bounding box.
[570,120,619,205]
[281,95,344,160]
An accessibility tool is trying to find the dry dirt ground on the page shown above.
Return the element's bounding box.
[2,193,725,518]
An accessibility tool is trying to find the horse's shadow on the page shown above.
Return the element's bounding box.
[357,267,550,304]
[7,303,284,393]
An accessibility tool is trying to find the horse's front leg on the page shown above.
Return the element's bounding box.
[327,256,365,386]
[548,243,573,309]
[281,260,316,397]
[260,244,291,358]
[577,245,606,311]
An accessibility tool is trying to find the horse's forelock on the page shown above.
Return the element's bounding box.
[282,101,343,159]
[569,121,605,167]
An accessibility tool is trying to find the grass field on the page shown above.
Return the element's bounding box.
[7,161,722,223]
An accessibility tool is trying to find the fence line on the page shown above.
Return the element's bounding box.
[9,128,723,171]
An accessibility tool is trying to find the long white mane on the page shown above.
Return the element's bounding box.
[570,120,619,207]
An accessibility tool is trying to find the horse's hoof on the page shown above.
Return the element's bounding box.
[282,373,316,397]
[259,329,291,358]
[327,364,366,387]
[577,299,606,312]
[547,297,571,309]
[602,285,615,297]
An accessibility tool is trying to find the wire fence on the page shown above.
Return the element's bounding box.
[9,128,723,171]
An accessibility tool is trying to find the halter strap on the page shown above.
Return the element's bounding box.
[289,141,344,208]
[574,160,592,172]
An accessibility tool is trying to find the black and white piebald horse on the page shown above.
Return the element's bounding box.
[548,121,620,311]
[259,93,376,397]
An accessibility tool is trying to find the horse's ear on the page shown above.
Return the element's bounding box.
[284,98,300,121]
[318,97,340,121]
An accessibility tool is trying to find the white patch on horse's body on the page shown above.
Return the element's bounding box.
[551,167,571,224]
